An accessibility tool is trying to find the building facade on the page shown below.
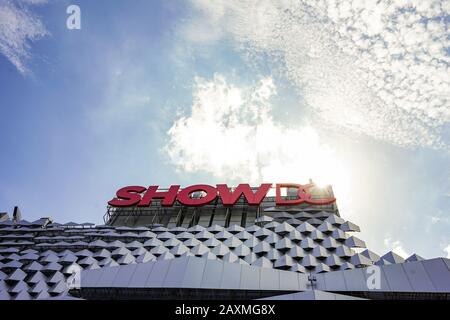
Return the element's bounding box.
[0,183,449,300]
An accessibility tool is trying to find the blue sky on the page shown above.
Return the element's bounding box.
[0,0,449,259]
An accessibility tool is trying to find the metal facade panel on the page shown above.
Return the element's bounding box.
[314,272,326,290]
[220,261,242,290]
[259,290,366,300]
[164,257,189,288]
[128,261,155,288]
[341,268,368,291]
[320,270,347,291]
[96,265,121,287]
[290,291,315,300]
[279,269,300,291]
[297,273,309,291]
[80,268,103,287]
[181,257,206,288]
[382,263,413,292]
[422,258,450,292]
[262,292,296,300]
[259,268,280,290]
[332,292,366,300]
[314,290,338,300]
[111,264,137,288]
[443,258,450,271]
[200,259,224,289]
[145,259,172,287]
[240,265,260,290]
[402,261,436,292]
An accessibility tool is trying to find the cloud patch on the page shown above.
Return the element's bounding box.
[164,74,352,202]
[185,0,450,149]
[444,244,450,258]
[384,237,410,258]
[0,0,49,74]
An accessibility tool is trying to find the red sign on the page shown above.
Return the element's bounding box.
[108,183,335,207]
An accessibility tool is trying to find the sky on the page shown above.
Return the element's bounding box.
[0,0,449,259]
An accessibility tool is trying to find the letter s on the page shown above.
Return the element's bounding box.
[108,186,146,207]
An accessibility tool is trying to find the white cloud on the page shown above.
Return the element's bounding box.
[431,216,441,224]
[427,211,450,225]
[184,0,450,149]
[165,74,353,205]
[0,0,49,74]
[384,237,410,258]
[444,244,450,258]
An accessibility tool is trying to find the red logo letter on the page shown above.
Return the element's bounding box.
[177,184,218,206]
[276,183,335,205]
[108,186,147,207]
[138,185,180,207]
[217,183,272,206]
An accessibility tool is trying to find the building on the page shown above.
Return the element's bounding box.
[0,183,449,300]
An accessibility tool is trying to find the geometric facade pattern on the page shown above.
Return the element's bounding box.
[1,180,448,300]
[0,211,431,300]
